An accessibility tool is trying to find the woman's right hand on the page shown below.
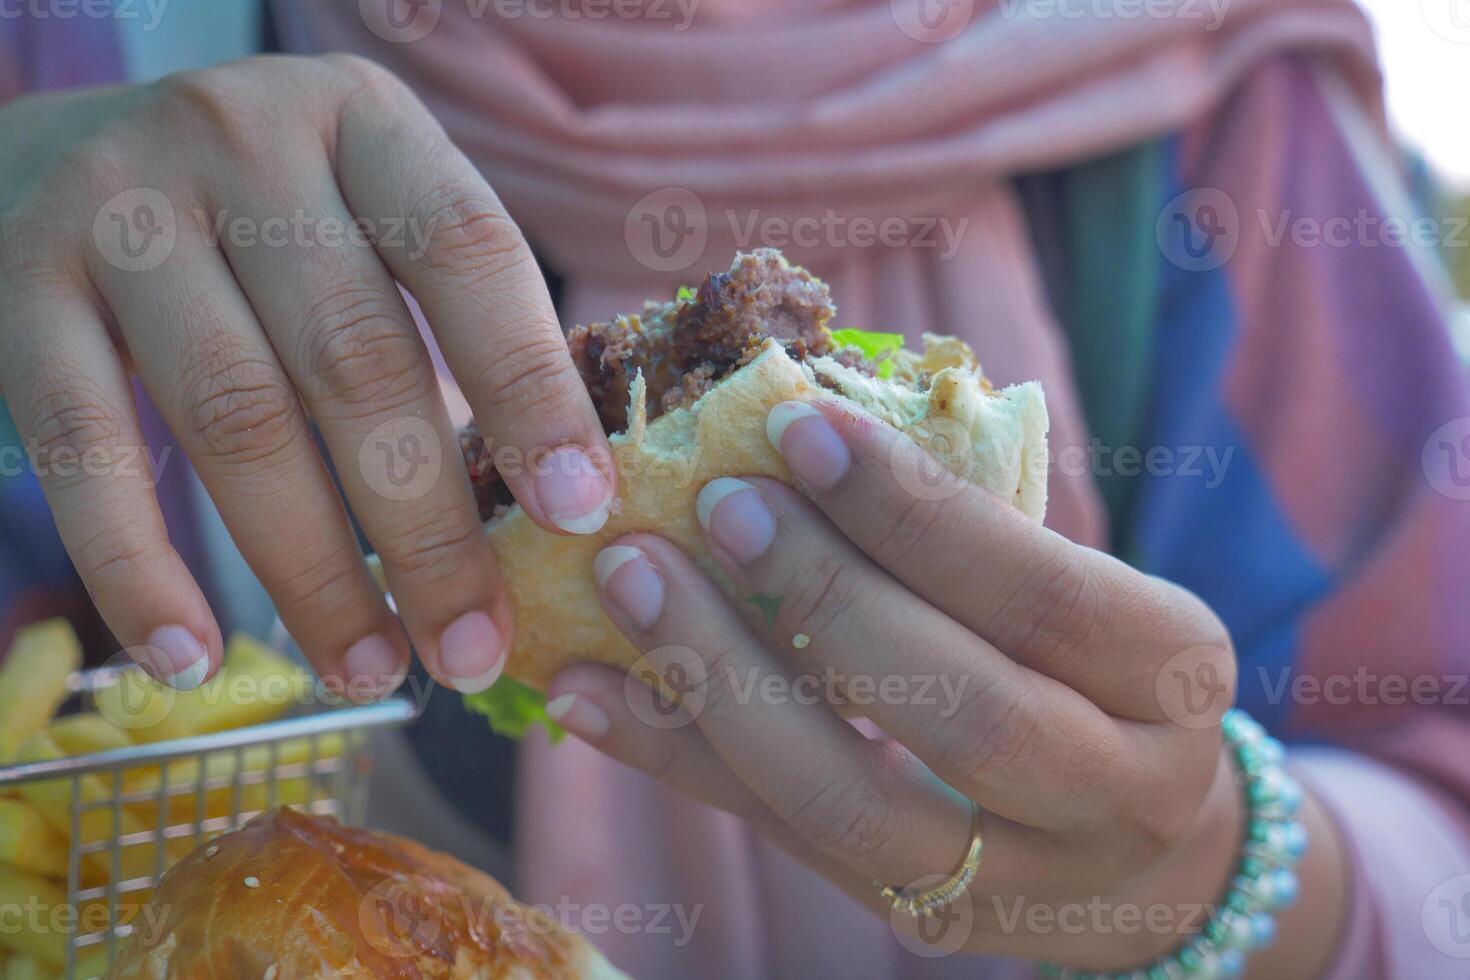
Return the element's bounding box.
[0,55,616,699]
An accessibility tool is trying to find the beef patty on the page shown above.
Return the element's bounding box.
[458,249,870,521]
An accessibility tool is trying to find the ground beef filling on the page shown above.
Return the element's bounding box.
[458,251,873,522]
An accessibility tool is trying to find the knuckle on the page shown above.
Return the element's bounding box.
[179,343,301,465]
[784,554,872,639]
[0,193,82,287]
[411,182,527,279]
[868,492,946,571]
[784,767,900,861]
[270,542,367,616]
[474,333,579,414]
[379,511,483,582]
[693,645,751,718]
[987,548,1106,665]
[1121,790,1199,868]
[74,525,155,582]
[27,382,122,464]
[155,68,271,153]
[933,686,1043,789]
[296,282,430,415]
[324,53,409,103]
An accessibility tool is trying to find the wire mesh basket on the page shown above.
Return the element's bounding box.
[0,665,417,979]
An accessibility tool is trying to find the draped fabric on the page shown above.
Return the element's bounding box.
[5,1,1469,974]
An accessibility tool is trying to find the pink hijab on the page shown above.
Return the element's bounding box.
[278,2,1379,975]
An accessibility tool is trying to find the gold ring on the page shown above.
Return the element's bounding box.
[876,801,984,916]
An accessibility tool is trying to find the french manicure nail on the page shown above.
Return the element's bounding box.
[439,611,505,694]
[594,545,664,628]
[140,626,211,691]
[766,402,851,491]
[696,478,775,563]
[343,634,404,701]
[545,693,611,739]
[535,445,613,534]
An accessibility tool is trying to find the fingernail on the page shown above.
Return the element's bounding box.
[594,545,664,628]
[140,626,211,691]
[536,445,613,534]
[696,478,775,563]
[439,611,505,694]
[545,693,611,739]
[343,634,404,702]
[766,402,850,492]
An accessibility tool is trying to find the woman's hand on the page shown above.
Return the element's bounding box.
[547,400,1342,973]
[0,56,614,697]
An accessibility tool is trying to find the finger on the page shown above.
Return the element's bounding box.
[693,476,1156,829]
[206,170,506,696]
[0,283,221,688]
[547,664,772,818]
[546,662,1053,927]
[590,532,983,888]
[88,218,409,701]
[765,400,1236,723]
[329,57,615,536]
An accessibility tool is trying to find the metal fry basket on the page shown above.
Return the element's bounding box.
[0,666,417,979]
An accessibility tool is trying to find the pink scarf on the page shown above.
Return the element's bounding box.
[278,3,1379,975]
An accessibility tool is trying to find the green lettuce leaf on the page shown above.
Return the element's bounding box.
[828,328,905,379]
[676,285,697,304]
[463,676,565,744]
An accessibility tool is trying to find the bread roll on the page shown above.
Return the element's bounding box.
[105,808,627,979]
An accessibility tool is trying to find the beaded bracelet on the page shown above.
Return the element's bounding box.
[1040,709,1308,980]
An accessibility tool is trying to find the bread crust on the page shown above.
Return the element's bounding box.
[104,809,627,979]
[491,335,1048,690]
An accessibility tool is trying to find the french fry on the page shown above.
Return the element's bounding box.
[95,634,312,744]
[0,621,81,763]
[121,733,343,826]
[14,732,179,883]
[0,800,68,878]
[44,715,131,758]
[0,863,66,967]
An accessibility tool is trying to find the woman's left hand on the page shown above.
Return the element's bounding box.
[546,398,1246,969]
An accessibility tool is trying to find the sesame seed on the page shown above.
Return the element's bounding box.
[243,876,259,888]
[792,634,810,649]
[205,845,219,858]
[264,965,279,980]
